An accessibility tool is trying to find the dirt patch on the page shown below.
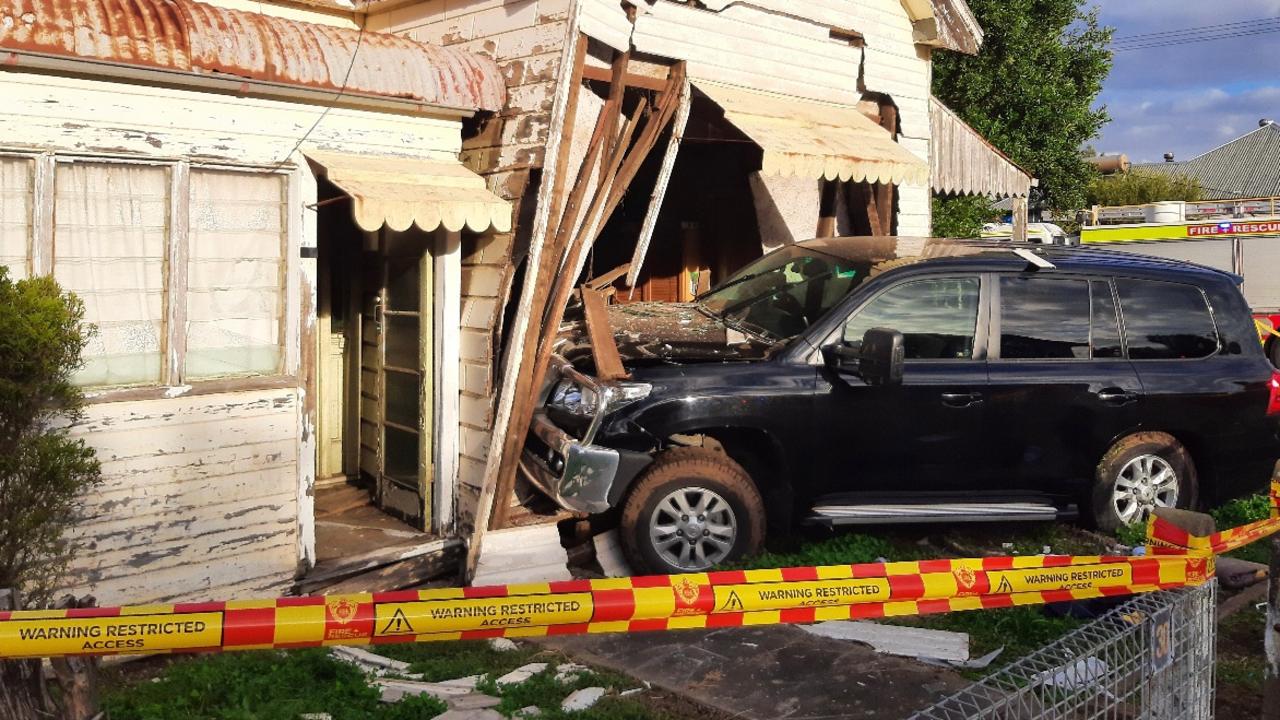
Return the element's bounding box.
[1216,598,1266,720]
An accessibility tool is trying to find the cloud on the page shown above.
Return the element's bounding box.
[1091,0,1280,162]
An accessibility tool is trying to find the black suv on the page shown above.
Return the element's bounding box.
[523,238,1280,574]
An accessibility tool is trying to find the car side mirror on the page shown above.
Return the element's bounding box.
[824,328,904,386]
[858,328,905,387]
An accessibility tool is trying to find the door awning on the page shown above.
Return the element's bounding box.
[695,81,929,186]
[306,150,512,234]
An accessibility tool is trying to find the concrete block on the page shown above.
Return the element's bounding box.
[473,525,572,586]
[799,621,970,663]
[592,530,633,578]
[495,662,549,687]
[561,687,607,711]
[462,266,506,297]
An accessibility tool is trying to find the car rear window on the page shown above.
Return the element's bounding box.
[1116,279,1219,360]
[999,277,1091,359]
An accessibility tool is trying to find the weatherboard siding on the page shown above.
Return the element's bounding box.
[65,389,301,606]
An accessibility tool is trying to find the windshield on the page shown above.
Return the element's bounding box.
[697,247,873,341]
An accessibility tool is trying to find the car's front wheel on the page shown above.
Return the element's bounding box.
[619,448,765,575]
[1091,432,1198,533]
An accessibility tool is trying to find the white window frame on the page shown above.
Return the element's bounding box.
[0,149,298,401]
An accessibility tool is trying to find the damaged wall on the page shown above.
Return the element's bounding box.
[0,60,468,603]
[371,0,571,531]
[66,390,301,605]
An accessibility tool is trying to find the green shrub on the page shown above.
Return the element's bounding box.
[0,268,101,606]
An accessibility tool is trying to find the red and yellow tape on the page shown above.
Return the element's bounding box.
[2,481,1275,660]
[0,554,1211,659]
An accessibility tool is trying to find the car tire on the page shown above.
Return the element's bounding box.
[1091,432,1198,534]
[1268,339,1280,370]
[619,448,765,575]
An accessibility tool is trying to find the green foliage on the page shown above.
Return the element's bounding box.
[102,649,447,720]
[1211,494,1273,564]
[933,0,1114,214]
[1113,522,1148,548]
[731,531,912,571]
[1087,171,1203,207]
[0,267,100,605]
[932,195,1000,238]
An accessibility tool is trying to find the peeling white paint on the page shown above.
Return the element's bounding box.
[163,385,192,398]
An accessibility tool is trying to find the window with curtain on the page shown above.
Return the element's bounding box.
[54,162,168,387]
[1,156,33,279]
[185,170,285,379]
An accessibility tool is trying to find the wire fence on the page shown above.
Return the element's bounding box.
[911,581,1217,720]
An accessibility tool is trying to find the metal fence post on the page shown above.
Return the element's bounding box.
[1264,537,1280,719]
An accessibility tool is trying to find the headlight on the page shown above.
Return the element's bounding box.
[548,380,597,416]
[546,379,651,418]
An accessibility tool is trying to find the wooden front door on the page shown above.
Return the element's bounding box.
[358,232,433,530]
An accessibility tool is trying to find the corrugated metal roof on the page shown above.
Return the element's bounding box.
[930,96,1032,198]
[0,0,505,112]
[696,80,930,186]
[1132,124,1280,200]
[305,149,512,233]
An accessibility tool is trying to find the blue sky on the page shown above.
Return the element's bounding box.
[1093,0,1280,163]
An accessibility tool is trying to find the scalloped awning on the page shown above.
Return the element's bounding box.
[695,80,929,186]
[306,151,512,234]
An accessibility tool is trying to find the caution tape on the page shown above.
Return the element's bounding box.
[0,554,1212,659]
[4,483,1277,660]
[1257,318,1280,341]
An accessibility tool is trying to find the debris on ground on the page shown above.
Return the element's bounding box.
[561,687,607,711]
[374,678,480,702]
[434,709,503,720]
[920,646,1005,670]
[329,646,419,677]
[554,662,588,684]
[447,694,503,710]
[1216,557,1269,590]
[516,706,542,717]
[1034,656,1109,691]
[592,530,634,578]
[488,637,519,652]
[800,621,970,663]
[495,662,550,687]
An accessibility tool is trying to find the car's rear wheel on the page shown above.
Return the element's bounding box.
[1091,433,1197,533]
[1268,339,1280,369]
[619,448,765,575]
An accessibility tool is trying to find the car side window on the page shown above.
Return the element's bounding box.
[843,277,980,360]
[1116,279,1219,360]
[998,277,1090,359]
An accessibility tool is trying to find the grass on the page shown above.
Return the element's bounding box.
[102,649,447,720]
[730,530,919,570]
[103,642,665,720]
[892,606,1084,662]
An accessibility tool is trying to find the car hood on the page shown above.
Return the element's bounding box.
[560,302,773,365]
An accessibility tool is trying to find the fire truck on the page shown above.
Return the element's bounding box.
[1080,198,1280,367]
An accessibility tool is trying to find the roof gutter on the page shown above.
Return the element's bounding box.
[1,50,477,120]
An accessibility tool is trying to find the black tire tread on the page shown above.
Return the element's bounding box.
[1091,432,1197,533]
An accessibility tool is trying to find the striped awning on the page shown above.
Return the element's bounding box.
[695,80,929,186]
[306,150,512,234]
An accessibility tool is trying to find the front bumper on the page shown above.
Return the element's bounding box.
[521,411,620,515]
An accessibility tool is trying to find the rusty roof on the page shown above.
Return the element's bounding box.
[0,0,505,112]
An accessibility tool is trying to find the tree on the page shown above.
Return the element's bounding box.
[933,0,1113,216]
[1087,170,1203,207]
[0,268,101,720]
[932,194,1000,237]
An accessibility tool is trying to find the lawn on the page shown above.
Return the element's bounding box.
[104,642,692,720]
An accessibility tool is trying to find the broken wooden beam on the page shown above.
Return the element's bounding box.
[581,286,628,381]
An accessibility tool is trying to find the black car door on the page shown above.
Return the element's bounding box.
[982,275,1143,497]
[814,274,989,497]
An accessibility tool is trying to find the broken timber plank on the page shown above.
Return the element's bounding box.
[627,73,691,288]
[296,538,460,595]
[485,50,635,532]
[544,34,588,247]
[319,542,463,595]
[580,286,628,381]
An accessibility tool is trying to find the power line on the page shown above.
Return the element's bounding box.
[1114,24,1280,52]
[1112,16,1280,43]
[272,3,371,170]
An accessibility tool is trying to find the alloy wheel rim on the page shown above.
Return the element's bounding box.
[1112,454,1179,525]
[649,486,737,571]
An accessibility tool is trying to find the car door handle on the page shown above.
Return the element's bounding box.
[941,392,983,408]
[1097,388,1138,406]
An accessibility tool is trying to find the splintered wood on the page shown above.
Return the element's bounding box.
[484,51,687,532]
